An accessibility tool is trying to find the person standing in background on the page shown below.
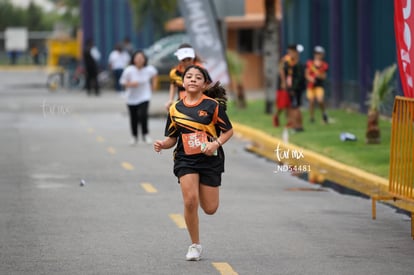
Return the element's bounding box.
[123,37,134,56]
[9,50,18,65]
[120,50,158,145]
[30,44,40,65]
[279,44,306,132]
[90,41,101,63]
[273,48,294,127]
[83,39,101,96]
[305,46,329,123]
[164,44,204,110]
[108,43,130,92]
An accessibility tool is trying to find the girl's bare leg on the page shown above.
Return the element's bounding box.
[199,184,219,215]
[180,173,200,244]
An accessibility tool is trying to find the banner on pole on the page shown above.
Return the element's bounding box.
[178,0,230,85]
[395,0,414,98]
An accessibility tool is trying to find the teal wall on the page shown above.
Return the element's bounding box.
[81,0,157,68]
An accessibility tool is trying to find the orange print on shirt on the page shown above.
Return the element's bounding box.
[198,110,208,117]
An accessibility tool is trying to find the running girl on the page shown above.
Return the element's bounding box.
[120,50,158,145]
[154,65,233,261]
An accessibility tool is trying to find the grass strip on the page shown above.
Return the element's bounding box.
[227,99,390,178]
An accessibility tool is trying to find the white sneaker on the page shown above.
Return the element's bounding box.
[129,137,137,146]
[143,135,153,144]
[186,243,202,261]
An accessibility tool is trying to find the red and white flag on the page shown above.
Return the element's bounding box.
[395,0,414,98]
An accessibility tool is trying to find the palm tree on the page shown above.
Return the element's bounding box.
[365,63,397,144]
[263,0,280,114]
[226,49,246,108]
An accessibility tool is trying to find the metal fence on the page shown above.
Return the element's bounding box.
[372,96,414,239]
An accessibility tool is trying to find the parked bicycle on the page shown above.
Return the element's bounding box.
[46,64,86,92]
[47,65,113,92]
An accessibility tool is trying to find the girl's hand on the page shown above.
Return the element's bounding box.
[201,141,220,156]
[153,140,164,153]
[127,81,139,88]
[308,76,315,83]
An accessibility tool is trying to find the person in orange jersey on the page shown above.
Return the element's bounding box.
[164,44,205,110]
[305,46,329,123]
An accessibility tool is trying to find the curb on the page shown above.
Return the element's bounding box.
[233,122,414,213]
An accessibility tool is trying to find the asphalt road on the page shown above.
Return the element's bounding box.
[1,69,413,275]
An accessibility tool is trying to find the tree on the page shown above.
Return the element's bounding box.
[46,0,80,27]
[129,0,178,39]
[26,1,44,30]
[365,64,397,144]
[227,49,246,108]
[0,0,75,31]
[263,0,279,114]
[0,0,26,30]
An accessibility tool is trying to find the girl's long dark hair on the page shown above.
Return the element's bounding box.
[182,65,228,110]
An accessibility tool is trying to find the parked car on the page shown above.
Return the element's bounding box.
[144,33,190,87]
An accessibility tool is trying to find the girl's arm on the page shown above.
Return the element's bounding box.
[279,62,287,90]
[305,67,314,83]
[151,75,158,91]
[317,69,327,80]
[165,83,176,110]
[125,81,139,88]
[202,128,234,156]
[153,136,177,153]
[216,128,233,146]
[119,69,139,88]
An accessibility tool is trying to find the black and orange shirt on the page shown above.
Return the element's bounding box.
[282,56,305,91]
[169,65,185,92]
[165,94,232,170]
[306,60,329,88]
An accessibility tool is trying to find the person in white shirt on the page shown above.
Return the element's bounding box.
[119,50,158,145]
[90,45,101,62]
[108,43,130,92]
